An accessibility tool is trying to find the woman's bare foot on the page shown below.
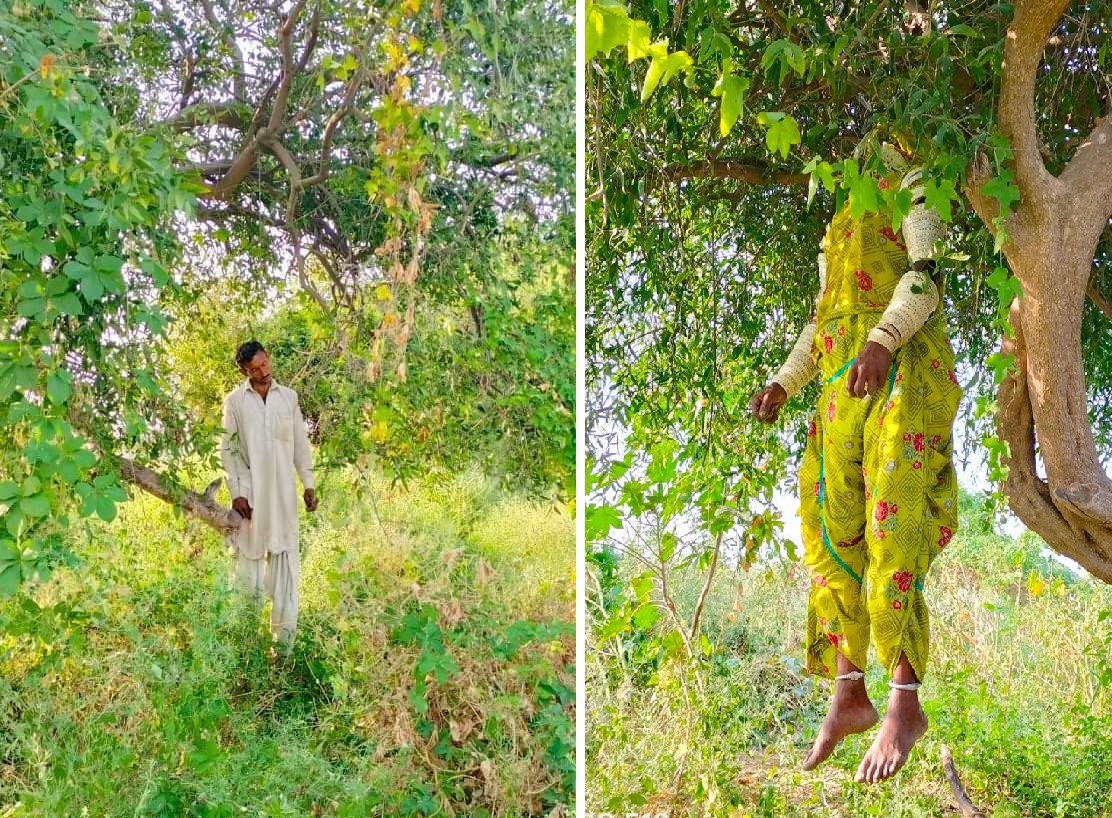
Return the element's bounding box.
[855,688,928,783]
[802,681,879,771]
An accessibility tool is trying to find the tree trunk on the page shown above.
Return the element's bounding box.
[967,0,1112,583]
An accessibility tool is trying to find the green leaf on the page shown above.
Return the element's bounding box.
[659,531,676,562]
[95,496,118,522]
[761,39,806,86]
[46,369,71,405]
[626,18,652,61]
[843,159,880,218]
[78,272,104,301]
[641,47,693,102]
[756,112,800,159]
[631,603,660,629]
[922,178,958,222]
[0,540,20,597]
[981,172,1020,220]
[711,71,749,137]
[0,482,18,501]
[20,494,50,519]
[586,504,622,541]
[54,292,82,316]
[890,187,913,232]
[586,2,631,63]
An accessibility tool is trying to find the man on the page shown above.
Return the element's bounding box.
[219,339,318,653]
[748,136,962,784]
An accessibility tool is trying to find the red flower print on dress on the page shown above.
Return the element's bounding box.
[824,334,834,353]
[845,229,854,239]
[931,434,941,446]
[814,480,821,496]
[903,432,912,442]
[855,269,873,290]
[826,400,836,422]
[878,226,907,249]
[892,570,913,592]
[837,326,845,336]
[938,526,953,548]
[892,599,902,610]
[875,501,889,522]
[876,530,887,539]
[808,419,817,436]
[827,632,840,645]
[813,574,828,587]
[949,369,959,385]
[930,358,940,369]
[913,432,924,452]
[896,372,904,382]
[912,461,922,469]
[890,503,899,514]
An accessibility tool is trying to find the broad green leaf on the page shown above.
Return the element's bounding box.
[586,2,630,63]
[20,494,50,519]
[46,369,71,405]
[922,178,958,222]
[890,187,913,232]
[626,18,652,61]
[586,503,622,541]
[711,72,749,137]
[631,603,660,629]
[756,111,800,159]
[641,48,693,102]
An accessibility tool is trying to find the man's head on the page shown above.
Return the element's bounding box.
[235,340,271,387]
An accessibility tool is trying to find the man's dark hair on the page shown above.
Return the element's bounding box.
[235,340,267,369]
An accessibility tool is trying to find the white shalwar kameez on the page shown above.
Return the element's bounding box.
[219,379,315,649]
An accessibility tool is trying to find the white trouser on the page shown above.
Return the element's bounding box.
[232,548,299,650]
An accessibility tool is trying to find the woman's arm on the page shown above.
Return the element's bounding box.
[771,252,825,398]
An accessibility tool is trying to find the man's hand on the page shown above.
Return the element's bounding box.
[304,488,318,512]
[232,496,253,520]
[749,382,788,423]
[846,341,893,399]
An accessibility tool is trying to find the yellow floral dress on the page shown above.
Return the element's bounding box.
[797,169,964,683]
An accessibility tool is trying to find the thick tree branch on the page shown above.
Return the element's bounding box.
[1060,105,1112,227]
[1088,275,1112,321]
[998,0,1069,204]
[116,456,243,536]
[161,101,249,131]
[997,296,1112,583]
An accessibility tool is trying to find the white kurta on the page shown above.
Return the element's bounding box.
[219,379,315,560]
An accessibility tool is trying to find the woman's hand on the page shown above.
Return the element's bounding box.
[749,382,788,423]
[846,341,893,398]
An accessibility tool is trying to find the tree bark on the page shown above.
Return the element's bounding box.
[966,0,1112,583]
[116,457,243,537]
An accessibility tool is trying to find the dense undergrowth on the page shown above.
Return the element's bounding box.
[0,467,574,817]
[587,488,1112,818]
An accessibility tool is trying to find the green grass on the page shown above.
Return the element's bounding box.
[587,489,1112,818]
[0,466,574,817]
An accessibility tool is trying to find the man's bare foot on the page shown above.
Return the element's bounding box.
[802,684,879,771]
[855,689,928,783]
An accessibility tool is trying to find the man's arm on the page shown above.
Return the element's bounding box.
[291,389,315,491]
[220,394,253,518]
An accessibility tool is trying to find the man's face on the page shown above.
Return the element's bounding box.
[241,350,272,387]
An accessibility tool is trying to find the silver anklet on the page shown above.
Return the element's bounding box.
[834,671,865,681]
[888,679,921,691]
